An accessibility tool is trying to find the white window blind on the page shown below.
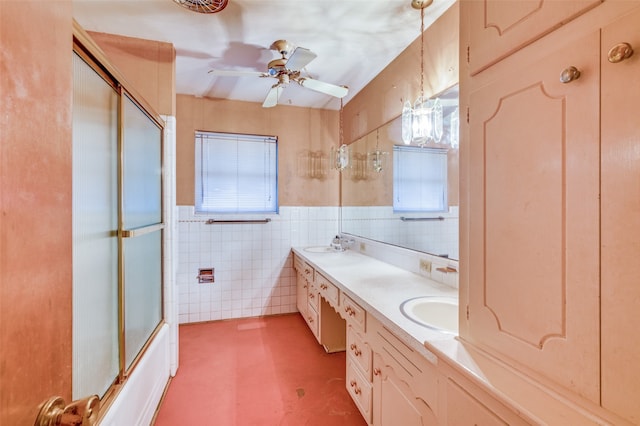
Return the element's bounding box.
[195,131,278,213]
[393,146,448,212]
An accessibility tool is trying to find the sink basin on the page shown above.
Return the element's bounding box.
[304,246,339,253]
[400,296,458,334]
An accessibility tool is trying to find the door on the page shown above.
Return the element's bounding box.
[466,31,601,401]
[467,0,601,74]
[600,6,640,424]
[0,2,74,425]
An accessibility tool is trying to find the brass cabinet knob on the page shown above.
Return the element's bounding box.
[560,66,581,83]
[608,42,634,63]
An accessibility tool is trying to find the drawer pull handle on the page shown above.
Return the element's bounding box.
[608,42,634,63]
[350,380,357,388]
[374,368,381,376]
[309,293,315,299]
[320,284,328,290]
[354,386,361,395]
[350,343,362,356]
[307,317,313,323]
[559,66,580,84]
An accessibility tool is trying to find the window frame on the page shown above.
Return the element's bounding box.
[194,131,279,215]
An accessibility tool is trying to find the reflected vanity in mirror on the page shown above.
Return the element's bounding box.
[340,85,459,260]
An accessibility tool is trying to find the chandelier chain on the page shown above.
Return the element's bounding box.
[420,6,425,100]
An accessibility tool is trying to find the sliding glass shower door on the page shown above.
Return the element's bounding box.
[72,52,164,399]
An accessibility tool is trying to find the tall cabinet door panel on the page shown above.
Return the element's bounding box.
[467,31,600,401]
[468,0,601,74]
[600,6,640,424]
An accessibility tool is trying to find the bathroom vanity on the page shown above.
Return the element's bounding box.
[293,245,620,425]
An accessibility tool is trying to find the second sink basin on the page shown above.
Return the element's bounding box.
[400,296,458,334]
[303,246,336,253]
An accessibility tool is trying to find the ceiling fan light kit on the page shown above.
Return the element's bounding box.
[209,39,349,108]
[173,0,228,14]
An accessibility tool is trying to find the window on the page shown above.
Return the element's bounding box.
[195,131,278,214]
[393,146,448,212]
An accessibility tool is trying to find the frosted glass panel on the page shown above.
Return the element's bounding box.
[124,231,162,369]
[72,52,119,399]
[123,95,162,229]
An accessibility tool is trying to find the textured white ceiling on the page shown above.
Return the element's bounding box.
[73,0,455,110]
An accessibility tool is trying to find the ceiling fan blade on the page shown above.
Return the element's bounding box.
[298,78,348,98]
[285,47,317,71]
[263,84,285,108]
[208,69,266,77]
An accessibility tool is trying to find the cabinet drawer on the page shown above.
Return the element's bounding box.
[307,284,319,311]
[316,272,340,308]
[340,293,366,333]
[347,325,372,381]
[294,256,314,283]
[305,302,319,342]
[293,253,305,273]
[347,357,373,423]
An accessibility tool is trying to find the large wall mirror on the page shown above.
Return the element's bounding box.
[341,84,459,260]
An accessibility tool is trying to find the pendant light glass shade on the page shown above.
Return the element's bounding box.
[450,107,460,149]
[401,100,413,145]
[431,97,443,143]
[411,96,432,145]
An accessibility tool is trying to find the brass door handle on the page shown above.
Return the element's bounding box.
[608,42,634,63]
[35,395,100,426]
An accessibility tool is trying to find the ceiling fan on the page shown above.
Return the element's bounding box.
[208,40,349,108]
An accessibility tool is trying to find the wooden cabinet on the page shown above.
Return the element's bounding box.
[293,252,346,352]
[293,254,310,320]
[467,0,601,74]
[467,29,601,401]
[600,7,640,424]
[370,317,438,426]
[463,1,640,422]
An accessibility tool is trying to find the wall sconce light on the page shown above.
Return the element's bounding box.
[331,144,351,171]
[368,150,388,173]
[332,97,351,172]
[368,129,388,172]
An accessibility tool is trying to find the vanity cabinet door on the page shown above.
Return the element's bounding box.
[600,6,640,424]
[467,0,601,74]
[466,31,601,401]
[372,352,437,426]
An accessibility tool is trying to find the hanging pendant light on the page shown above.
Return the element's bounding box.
[407,1,437,146]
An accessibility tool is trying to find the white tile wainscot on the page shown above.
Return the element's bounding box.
[177,206,339,323]
[292,247,616,425]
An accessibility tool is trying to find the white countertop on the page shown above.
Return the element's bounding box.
[292,247,458,360]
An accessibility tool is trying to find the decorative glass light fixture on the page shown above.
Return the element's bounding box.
[402,0,443,146]
[173,0,228,14]
[450,107,460,149]
[331,98,351,171]
[368,128,388,173]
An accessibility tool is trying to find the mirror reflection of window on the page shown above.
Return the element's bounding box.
[393,146,448,212]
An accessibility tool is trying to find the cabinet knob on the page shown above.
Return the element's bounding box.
[608,42,634,63]
[374,368,381,376]
[559,66,581,83]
